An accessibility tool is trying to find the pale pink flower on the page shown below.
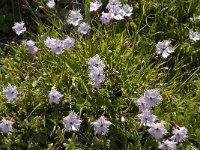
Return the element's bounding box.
[63,112,82,132]
[148,121,167,139]
[91,116,112,135]
[0,118,13,133]
[12,22,26,35]
[3,83,18,101]
[90,1,102,12]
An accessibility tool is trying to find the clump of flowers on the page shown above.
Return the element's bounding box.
[99,0,133,23]
[48,88,63,104]
[156,40,174,58]
[26,40,39,54]
[44,36,75,54]
[88,54,105,89]
[0,118,14,133]
[189,29,200,41]
[2,83,18,101]
[12,22,26,35]
[91,116,112,135]
[90,0,102,12]
[135,89,188,149]
[63,112,83,132]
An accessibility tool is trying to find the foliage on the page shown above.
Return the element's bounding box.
[0,0,200,149]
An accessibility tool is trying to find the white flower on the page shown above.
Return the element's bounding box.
[122,4,133,17]
[90,1,102,12]
[134,96,151,112]
[189,29,200,41]
[27,40,35,47]
[121,116,125,123]
[109,5,125,20]
[100,12,112,24]
[106,0,122,10]
[0,118,13,133]
[26,40,38,55]
[47,0,55,8]
[89,66,105,83]
[91,116,112,135]
[67,10,83,26]
[3,83,18,101]
[170,126,188,143]
[12,22,26,35]
[88,54,105,70]
[44,37,64,54]
[156,40,174,58]
[88,54,105,89]
[138,110,157,126]
[63,112,82,132]
[51,39,64,54]
[144,89,162,108]
[78,22,90,35]
[158,140,177,150]
[63,36,75,49]
[148,121,167,139]
[48,88,63,104]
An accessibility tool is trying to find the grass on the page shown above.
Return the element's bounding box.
[0,0,200,149]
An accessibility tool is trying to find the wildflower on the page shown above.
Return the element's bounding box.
[44,37,64,54]
[106,0,122,10]
[158,140,177,150]
[0,118,13,133]
[144,89,162,108]
[138,110,157,126]
[48,88,63,104]
[63,112,82,132]
[121,116,125,123]
[47,0,55,8]
[26,40,35,47]
[109,5,125,20]
[88,54,105,70]
[170,126,188,143]
[89,66,105,83]
[90,1,102,12]
[12,22,26,35]
[134,96,151,112]
[67,10,83,26]
[100,12,112,23]
[189,29,200,41]
[88,55,105,89]
[3,83,18,101]
[78,22,90,35]
[26,40,39,54]
[91,116,112,135]
[122,4,133,17]
[148,121,167,139]
[63,36,75,49]
[156,40,174,58]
